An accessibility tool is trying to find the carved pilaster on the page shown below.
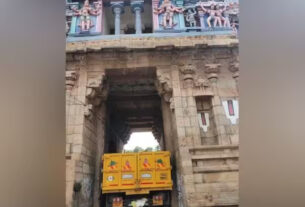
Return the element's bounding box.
[66,71,79,91]
[204,63,221,82]
[229,62,239,82]
[179,63,196,88]
[74,54,87,67]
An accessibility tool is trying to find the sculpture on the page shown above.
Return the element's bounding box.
[185,8,197,27]
[215,4,229,27]
[154,0,183,29]
[198,1,233,28]
[72,0,101,32]
[198,2,221,28]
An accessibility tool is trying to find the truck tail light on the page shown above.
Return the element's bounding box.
[112,197,123,207]
[153,195,163,206]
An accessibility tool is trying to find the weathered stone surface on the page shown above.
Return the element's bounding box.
[66,35,239,207]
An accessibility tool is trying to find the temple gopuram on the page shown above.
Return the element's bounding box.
[65,0,239,207]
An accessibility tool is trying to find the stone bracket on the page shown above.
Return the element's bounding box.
[155,70,174,110]
[86,72,108,106]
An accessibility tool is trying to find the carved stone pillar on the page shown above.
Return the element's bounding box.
[65,71,79,91]
[111,2,124,35]
[205,63,231,145]
[152,0,160,32]
[198,10,205,31]
[131,1,144,34]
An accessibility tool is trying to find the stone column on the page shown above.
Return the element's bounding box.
[131,1,144,34]
[111,3,124,35]
[176,0,185,31]
[198,10,205,31]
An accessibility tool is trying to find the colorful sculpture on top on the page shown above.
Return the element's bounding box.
[197,0,238,29]
[72,0,102,32]
[154,0,183,29]
[185,8,197,27]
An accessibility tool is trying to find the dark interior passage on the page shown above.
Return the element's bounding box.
[104,67,165,153]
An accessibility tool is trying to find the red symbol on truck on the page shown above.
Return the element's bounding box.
[143,158,151,168]
[123,160,132,171]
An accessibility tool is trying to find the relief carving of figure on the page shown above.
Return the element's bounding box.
[198,1,232,28]
[215,4,230,27]
[185,8,197,27]
[154,0,183,29]
[198,2,221,27]
[72,0,101,32]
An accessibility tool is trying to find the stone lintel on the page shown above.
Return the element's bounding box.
[66,35,238,53]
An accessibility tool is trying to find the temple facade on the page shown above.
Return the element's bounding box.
[65,0,239,207]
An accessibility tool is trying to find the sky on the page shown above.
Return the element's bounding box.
[123,132,159,151]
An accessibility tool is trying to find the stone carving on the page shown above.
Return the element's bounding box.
[194,76,210,89]
[179,63,196,88]
[204,63,221,81]
[84,104,93,118]
[66,71,79,90]
[198,2,222,27]
[154,0,183,29]
[86,72,108,106]
[197,1,238,29]
[155,70,173,109]
[72,0,102,32]
[185,8,197,27]
[229,61,239,81]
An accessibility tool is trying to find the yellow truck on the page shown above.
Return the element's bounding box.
[102,151,172,207]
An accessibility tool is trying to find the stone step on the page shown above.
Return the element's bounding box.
[193,164,239,173]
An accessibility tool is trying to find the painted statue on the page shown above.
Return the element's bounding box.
[185,8,197,27]
[215,4,229,27]
[198,1,234,28]
[154,0,183,29]
[72,0,101,32]
[198,2,221,28]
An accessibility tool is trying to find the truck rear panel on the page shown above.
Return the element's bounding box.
[102,151,172,195]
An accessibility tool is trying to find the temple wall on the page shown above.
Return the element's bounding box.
[65,37,239,207]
